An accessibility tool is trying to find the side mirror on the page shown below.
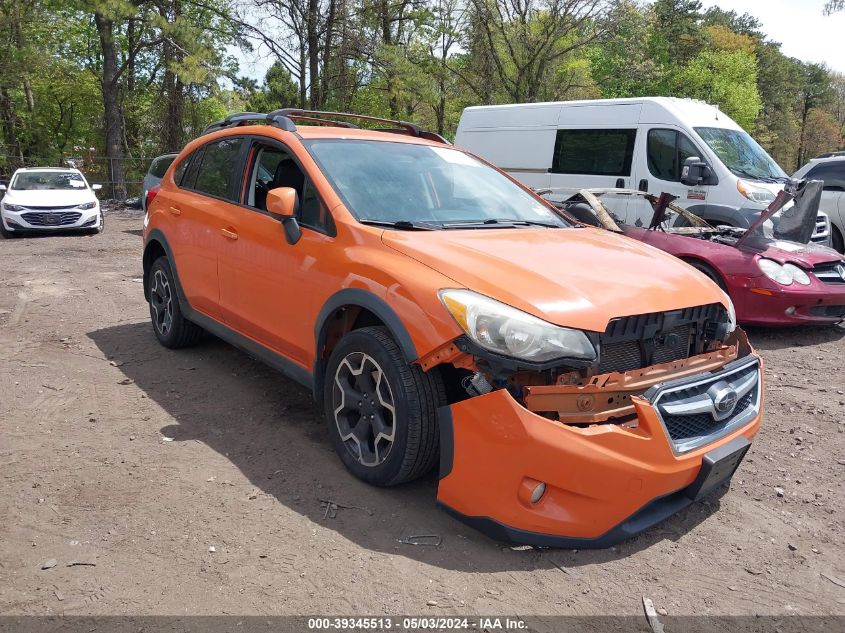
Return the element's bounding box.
[92,184,102,191]
[0,184,6,192]
[681,156,710,186]
[266,187,301,244]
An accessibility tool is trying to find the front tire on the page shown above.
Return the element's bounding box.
[324,326,445,486]
[148,256,203,348]
[685,258,728,293]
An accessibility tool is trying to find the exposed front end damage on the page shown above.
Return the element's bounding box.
[427,319,762,547]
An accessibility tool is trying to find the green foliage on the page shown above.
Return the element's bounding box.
[669,49,762,129]
[1,0,843,180]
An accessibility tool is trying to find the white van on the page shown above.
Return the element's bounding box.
[455,97,830,242]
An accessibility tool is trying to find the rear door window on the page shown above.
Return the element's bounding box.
[192,138,244,201]
[551,129,636,176]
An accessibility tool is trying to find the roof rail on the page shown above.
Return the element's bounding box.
[202,111,297,135]
[202,109,447,143]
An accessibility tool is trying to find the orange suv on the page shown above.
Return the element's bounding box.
[142,110,762,547]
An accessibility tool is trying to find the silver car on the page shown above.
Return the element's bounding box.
[142,153,178,211]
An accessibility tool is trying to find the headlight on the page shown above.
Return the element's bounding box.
[724,295,737,333]
[2,202,23,212]
[783,263,810,285]
[77,201,97,210]
[439,289,596,363]
[737,179,775,204]
[757,258,811,286]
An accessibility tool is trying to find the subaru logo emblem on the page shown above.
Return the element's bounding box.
[706,381,739,421]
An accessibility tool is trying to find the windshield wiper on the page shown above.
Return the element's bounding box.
[441,218,561,229]
[359,219,440,230]
[731,168,780,184]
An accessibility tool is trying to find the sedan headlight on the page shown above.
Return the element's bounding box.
[439,289,596,363]
[757,258,811,286]
[77,201,97,210]
[737,179,776,204]
[2,202,23,212]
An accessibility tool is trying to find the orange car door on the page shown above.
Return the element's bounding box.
[166,137,246,320]
[217,141,335,369]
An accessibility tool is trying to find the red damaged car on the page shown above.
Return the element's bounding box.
[551,183,845,326]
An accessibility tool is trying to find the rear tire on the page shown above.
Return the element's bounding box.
[324,326,445,486]
[148,256,203,348]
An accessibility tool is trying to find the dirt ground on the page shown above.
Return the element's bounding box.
[1,212,843,620]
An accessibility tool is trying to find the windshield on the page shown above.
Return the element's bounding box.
[305,140,568,227]
[11,171,87,190]
[695,127,787,181]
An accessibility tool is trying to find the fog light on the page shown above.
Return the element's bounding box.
[785,306,796,316]
[530,482,546,504]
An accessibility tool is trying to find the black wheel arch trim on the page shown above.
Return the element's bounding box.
[312,288,420,402]
[143,228,313,390]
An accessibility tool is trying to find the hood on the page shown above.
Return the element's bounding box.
[383,227,729,332]
[737,180,822,248]
[4,188,96,207]
[754,239,845,268]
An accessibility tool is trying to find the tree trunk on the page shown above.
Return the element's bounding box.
[307,0,320,108]
[95,13,127,200]
[0,87,22,168]
[162,1,184,150]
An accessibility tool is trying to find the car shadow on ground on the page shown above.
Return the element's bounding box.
[745,323,845,351]
[89,322,728,573]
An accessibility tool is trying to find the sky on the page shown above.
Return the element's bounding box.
[231,0,845,85]
[701,0,845,73]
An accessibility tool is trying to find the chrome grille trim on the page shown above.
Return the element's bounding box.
[646,356,761,455]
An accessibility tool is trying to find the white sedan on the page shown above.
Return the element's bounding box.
[0,167,104,238]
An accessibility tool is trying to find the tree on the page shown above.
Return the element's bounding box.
[589,0,659,98]
[465,0,608,103]
[801,107,844,158]
[796,63,835,166]
[669,49,762,129]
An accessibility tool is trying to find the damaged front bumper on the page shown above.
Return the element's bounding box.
[436,332,762,548]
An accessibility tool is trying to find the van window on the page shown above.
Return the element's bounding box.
[150,155,176,179]
[551,129,636,176]
[647,129,699,182]
[193,138,244,200]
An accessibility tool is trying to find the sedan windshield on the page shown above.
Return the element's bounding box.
[11,171,87,190]
[695,127,787,181]
[305,140,568,228]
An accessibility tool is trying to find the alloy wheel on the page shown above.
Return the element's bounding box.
[332,352,396,467]
[149,269,174,336]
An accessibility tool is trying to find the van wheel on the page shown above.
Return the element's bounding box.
[685,259,728,293]
[148,256,203,348]
[324,326,445,486]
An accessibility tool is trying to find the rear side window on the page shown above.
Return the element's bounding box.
[172,156,190,185]
[647,129,700,182]
[149,155,176,179]
[806,162,845,191]
[551,129,636,176]
[192,138,244,201]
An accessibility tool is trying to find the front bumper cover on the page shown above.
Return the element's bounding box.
[436,350,762,548]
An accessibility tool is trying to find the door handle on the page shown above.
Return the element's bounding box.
[168,206,182,216]
[615,178,625,188]
[638,179,649,192]
[220,227,238,240]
